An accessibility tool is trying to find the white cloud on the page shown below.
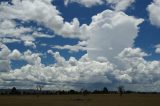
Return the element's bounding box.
[1,0,160,91]
[0,44,11,72]
[0,60,11,72]
[0,19,32,38]
[0,43,11,60]
[1,47,160,91]
[9,49,22,60]
[64,0,104,7]
[106,0,135,11]
[117,48,160,84]
[0,19,53,47]
[0,48,160,90]
[24,41,36,48]
[0,44,42,70]
[0,38,21,44]
[52,41,98,52]
[147,0,160,27]
[85,10,144,63]
[48,50,66,66]
[0,0,87,40]
[118,48,148,59]
[64,0,135,11]
[22,50,42,65]
[0,51,114,89]
[155,44,160,54]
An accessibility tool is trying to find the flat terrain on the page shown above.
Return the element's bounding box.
[0,94,160,106]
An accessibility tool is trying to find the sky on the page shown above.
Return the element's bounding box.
[0,0,160,91]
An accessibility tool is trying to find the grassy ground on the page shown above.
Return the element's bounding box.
[0,94,160,106]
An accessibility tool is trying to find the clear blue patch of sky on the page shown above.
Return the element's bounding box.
[53,0,110,25]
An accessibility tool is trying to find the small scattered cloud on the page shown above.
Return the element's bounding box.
[64,0,135,11]
[147,0,160,27]
[155,44,160,54]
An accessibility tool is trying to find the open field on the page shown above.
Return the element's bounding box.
[0,94,160,106]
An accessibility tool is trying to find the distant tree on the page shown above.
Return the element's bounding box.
[68,89,76,94]
[103,87,109,94]
[118,86,125,96]
[11,87,18,95]
[80,88,84,95]
[36,84,44,93]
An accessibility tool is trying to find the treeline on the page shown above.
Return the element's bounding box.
[0,87,160,95]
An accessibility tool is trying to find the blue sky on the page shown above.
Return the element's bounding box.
[0,0,160,91]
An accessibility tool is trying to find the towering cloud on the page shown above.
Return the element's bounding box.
[85,10,144,62]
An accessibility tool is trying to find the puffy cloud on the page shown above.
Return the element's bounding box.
[1,48,160,91]
[155,44,160,54]
[0,44,11,60]
[22,50,42,65]
[118,48,148,59]
[147,0,160,27]
[9,49,22,60]
[53,41,98,52]
[0,19,53,47]
[0,38,21,44]
[106,0,135,11]
[0,51,115,89]
[0,19,32,38]
[64,0,135,11]
[0,44,11,72]
[53,10,143,57]
[24,41,36,48]
[53,44,84,53]
[0,0,87,40]
[0,44,22,61]
[117,48,160,84]
[85,10,144,63]
[48,50,66,66]
[1,0,160,91]
[0,44,42,73]
[64,0,104,7]
[0,60,11,72]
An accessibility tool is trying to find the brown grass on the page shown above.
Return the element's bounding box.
[0,94,160,106]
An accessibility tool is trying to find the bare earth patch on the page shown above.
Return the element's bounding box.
[0,94,160,106]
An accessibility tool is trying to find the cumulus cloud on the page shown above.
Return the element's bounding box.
[0,60,11,72]
[155,44,160,54]
[1,0,160,91]
[117,48,160,85]
[85,10,144,63]
[53,10,143,57]
[106,0,135,11]
[52,41,98,52]
[0,50,115,89]
[1,48,160,91]
[0,19,32,38]
[24,41,36,48]
[9,49,22,60]
[0,44,11,72]
[0,19,53,47]
[0,38,21,44]
[0,44,41,72]
[64,0,135,11]
[64,0,104,7]
[0,0,87,40]
[147,0,160,27]
[22,50,42,65]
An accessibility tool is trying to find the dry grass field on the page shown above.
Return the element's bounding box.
[0,94,160,106]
